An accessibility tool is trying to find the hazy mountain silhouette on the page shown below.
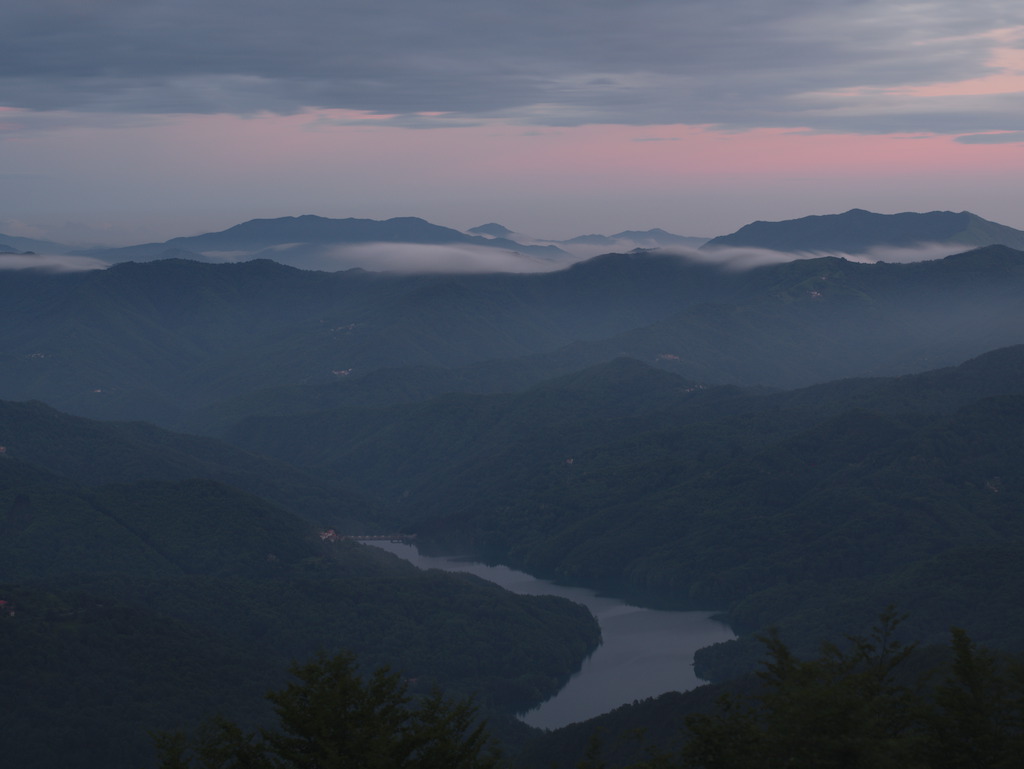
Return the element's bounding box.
[81,214,571,267]
[703,208,1024,253]
[0,232,70,254]
[0,397,599,768]
[9,212,1024,769]
[467,224,709,250]
[226,343,1024,676]
[561,228,707,248]
[48,208,1024,268]
[6,244,1024,427]
[467,222,516,238]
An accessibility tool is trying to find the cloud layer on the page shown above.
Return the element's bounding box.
[0,253,108,272]
[667,241,972,270]
[305,242,571,273]
[5,1,1024,134]
[300,241,983,274]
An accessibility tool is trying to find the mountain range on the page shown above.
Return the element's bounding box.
[225,342,1024,665]
[0,233,70,254]
[14,216,709,268]
[0,399,599,766]
[702,208,1024,253]
[73,215,571,268]
[468,222,708,253]
[6,207,1024,769]
[5,241,1024,428]
[10,207,1024,272]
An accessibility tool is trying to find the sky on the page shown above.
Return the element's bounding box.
[3,0,1024,246]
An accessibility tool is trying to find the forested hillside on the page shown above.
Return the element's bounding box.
[6,240,1024,768]
[227,345,1024,680]
[5,246,1024,428]
[0,403,600,769]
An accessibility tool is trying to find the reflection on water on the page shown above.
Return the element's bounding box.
[366,541,735,729]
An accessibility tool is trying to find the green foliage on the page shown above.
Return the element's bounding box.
[157,650,500,769]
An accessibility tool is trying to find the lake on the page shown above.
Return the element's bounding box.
[366,541,735,729]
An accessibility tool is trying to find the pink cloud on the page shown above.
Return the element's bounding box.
[4,110,1024,244]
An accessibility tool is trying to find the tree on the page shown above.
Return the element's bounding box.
[926,628,1024,769]
[603,613,1024,769]
[155,650,499,769]
[681,608,927,769]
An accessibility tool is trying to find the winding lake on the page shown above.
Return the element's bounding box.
[366,541,735,730]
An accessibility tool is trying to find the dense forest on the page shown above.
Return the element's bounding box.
[225,345,1024,679]
[525,611,1024,768]
[0,428,599,767]
[4,238,1024,767]
[150,612,1024,769]
[4,245,1024,428]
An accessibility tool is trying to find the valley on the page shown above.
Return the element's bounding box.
[365,540,735,729]
[3,209,1024,768]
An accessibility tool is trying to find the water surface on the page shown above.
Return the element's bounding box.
[367,541,734,729]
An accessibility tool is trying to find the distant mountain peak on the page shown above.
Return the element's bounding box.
[82,215,572,268]
[560,229,708,249]
[702,209,1024,254]
[0,232,71,255]
[611,228,673,238]
[467,223,516,238]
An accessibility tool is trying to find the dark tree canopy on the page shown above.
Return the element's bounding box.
[155,650,499,769]
[673,611,1024,769]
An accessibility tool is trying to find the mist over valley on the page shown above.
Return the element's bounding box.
[9,0,1024,763]
[5,208,1024,767]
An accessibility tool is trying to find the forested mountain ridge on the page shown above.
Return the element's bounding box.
[7,227,1024,768]
[5,245,1024,430]
[703,208,1024,252]
[227,345,1024,682]
[0,398,601,769]
[0,253,730,425]
[53,208,1024,265]
[78,214,570,265]
[0,398,371,528]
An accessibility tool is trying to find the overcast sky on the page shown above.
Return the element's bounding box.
[3,0,1024,244]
